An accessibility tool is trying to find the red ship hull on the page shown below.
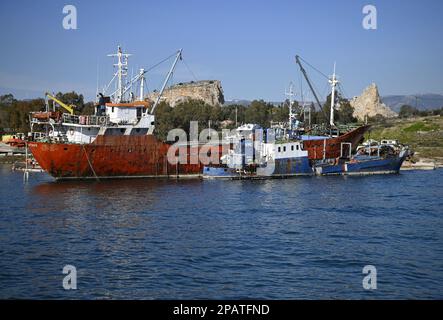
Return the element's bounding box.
[303,125,370,160]
[28,135,222,179]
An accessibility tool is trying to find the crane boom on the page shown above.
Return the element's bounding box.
[150,49,183,115]
[295,55,328,121]
[45,93,75,115]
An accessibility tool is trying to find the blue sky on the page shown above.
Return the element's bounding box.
[0,0,442,102]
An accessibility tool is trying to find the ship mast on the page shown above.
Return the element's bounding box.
[329,63,339,127]
[139,68,145,101]
[107,46,132,103]
[285,82,296,130]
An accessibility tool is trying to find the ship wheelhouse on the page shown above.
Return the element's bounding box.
[105,101,150,125]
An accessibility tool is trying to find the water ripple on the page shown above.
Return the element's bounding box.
[0,166,442,299]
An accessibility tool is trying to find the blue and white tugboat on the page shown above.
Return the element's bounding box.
[203,123,313,179]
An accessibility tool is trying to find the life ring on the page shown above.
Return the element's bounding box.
[99,116,107,125]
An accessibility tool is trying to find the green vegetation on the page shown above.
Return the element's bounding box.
[399,104,443,118]
[366,116,443,159]
[0,95,43,133]
[403,121,439,133]
[154,99,289,140]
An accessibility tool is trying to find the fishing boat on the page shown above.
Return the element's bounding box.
[203,59,408,179]
[28,47,221,180]
[203,124,312,179]
[203,128,409,179]
[313,141,409,175]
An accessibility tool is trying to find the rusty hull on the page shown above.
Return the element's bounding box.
[28,135,222,179]
[303,125,370,160]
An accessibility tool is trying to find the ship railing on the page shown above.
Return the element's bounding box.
[306,123,362,136]
[62,114,110,126]
[31,132,47,140]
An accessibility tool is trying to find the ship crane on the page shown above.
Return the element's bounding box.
[45,93,75,115]
[149,49,182,115]
[295,55,329,124]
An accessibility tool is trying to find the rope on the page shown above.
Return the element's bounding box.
[182,58,198,81]
[143,51,178,74]
[82,145,100,181]
[298,56,330,80]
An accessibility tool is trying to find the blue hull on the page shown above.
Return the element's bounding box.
[315,155,407,176]
[203,155,407,179]
[203,156,312,179]
[273,157,313,175]
[202,166,240,178]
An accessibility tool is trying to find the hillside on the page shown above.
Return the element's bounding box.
[382,94,443,112]
[366,115,443,165]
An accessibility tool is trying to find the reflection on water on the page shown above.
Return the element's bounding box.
[0,165,442,299]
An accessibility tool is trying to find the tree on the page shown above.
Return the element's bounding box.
[367,114,387,124]
[245,100,273,128]
[0,94,16,106]
[399,105,419,118]
[54,91,85,114]
[6,98,45,133]
[154,101,174,141]
[220,104,246,127]
[322,91,357,124]
[0,94,16,131]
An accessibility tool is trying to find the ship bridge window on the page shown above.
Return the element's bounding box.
[283,146,286,152]
[278,146,281,152]
[296,145,299,150]
[112,107,114,113]
[291,145,294,151]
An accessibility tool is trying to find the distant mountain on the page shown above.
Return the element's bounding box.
[223,99,252,106]
[381,94,443,112]
[224,99,288,107]
[225,94,443,113]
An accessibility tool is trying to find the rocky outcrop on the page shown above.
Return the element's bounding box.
[148,80,224,107]
[350,83,397,120]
